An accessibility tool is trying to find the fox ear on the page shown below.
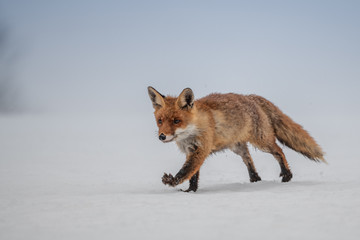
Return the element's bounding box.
[148,86,165,110]
[177,88,194,110]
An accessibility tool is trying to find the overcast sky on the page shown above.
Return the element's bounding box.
[1,0,359,116]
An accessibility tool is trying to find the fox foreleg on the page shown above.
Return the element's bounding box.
[181,171,199,192]
[162,148,208,191]
[162,171,200,192]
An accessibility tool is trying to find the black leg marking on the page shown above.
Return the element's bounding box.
[231,143,262,183]
[248,168,262,182]
[279,162,293,182]
[268,144,293,183]
[181,171,199,192]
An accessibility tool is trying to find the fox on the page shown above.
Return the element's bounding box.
[147,86,325,192]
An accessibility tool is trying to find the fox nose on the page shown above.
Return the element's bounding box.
[159,133,166,141]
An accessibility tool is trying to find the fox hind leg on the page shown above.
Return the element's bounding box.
[270,144,293,182]
[231,143,261,182]
[258,142,293,182]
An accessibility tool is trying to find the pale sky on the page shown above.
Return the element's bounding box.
[1,0,359,116]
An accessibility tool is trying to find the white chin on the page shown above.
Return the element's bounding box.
[162,136,175,143]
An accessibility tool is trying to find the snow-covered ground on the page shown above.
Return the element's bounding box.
[1,113,359,240]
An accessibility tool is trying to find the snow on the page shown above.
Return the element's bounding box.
[1,113,359,240]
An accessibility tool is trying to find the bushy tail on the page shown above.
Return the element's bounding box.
[273,113,326,162]
[250,95,326,163]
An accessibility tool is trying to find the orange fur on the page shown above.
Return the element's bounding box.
[148,87,325,192]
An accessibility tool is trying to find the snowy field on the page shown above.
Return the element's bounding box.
[1,113,359,240]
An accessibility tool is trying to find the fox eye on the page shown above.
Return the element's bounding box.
[173,119,181,124]
[158,119,162,124]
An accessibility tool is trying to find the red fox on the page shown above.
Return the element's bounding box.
[148,87,325,192]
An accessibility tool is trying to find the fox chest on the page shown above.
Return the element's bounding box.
[176,138,199,154]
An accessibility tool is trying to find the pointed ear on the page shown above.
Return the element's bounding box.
[176,88,194,109]
[148,86,166,110]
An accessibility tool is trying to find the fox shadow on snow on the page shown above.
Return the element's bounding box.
[139,180,324,195]
[197,181,323,194]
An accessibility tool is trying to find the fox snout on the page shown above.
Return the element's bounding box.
[158,133,175,143]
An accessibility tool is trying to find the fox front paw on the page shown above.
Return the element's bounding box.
[162,173,179,187]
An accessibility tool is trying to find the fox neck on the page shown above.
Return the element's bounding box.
[175,124,201,154]
[175,124,198,141]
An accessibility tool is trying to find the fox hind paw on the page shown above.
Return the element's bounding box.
[280,171,293,182]
[249,172,262,182]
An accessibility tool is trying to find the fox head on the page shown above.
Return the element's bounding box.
[147,86,196,143]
